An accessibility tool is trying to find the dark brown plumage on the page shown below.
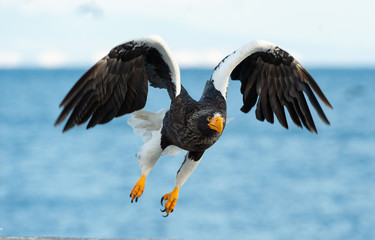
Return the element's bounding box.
[231,47,332,133]
[55,40,175,132]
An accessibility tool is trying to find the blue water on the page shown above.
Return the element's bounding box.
[0,68,375,240]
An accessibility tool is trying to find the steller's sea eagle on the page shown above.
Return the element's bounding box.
[55,35,332,217]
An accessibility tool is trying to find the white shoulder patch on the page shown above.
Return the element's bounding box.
[211,40,277,99]
[134,35,181,97]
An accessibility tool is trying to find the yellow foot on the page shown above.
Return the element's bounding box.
[130,174,146,203]
[160,187,179,217]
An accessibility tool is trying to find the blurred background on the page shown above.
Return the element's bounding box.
[1,1,375,240]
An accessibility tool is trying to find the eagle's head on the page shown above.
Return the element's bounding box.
[206,112,225,134]
[190,110,225,136]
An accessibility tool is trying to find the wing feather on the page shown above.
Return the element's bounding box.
[269,67,288,128]
[289,81,317,133]
[255,71,265,122]
[55,35,180,132]
[240,59,260,113]
[260,67,274,123]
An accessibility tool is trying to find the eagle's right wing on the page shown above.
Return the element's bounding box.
[55,35,181,132]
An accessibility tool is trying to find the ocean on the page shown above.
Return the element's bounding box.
[0,68,374,240]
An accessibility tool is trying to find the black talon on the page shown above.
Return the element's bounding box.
[161,196,165,206]
[131,198,134,203]
[135,197,138,202]
[161,207,172,217]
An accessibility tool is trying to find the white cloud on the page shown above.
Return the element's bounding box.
[0,52,22,68]
[91,50,109,63]
[37,50,67,68]
[76,1,104,18]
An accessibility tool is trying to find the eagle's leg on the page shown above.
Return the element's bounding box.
[130,129,163,203]
[161,151,203,217]
[130,174,146,203]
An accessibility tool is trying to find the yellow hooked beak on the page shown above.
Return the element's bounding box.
[207,116,224,134]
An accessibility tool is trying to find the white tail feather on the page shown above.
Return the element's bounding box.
[128,108,184,158]
[127,109,168,142]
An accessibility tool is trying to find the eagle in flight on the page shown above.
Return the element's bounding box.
[55,35,332,217]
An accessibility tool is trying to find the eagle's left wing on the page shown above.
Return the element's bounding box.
[210,40,333,133]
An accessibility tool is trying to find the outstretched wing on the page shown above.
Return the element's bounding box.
[55,35,181,132]
[210,40,332,133]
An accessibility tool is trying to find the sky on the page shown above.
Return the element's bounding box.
[0,0,374,68]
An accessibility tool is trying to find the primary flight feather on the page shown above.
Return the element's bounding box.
[55,35,332,217]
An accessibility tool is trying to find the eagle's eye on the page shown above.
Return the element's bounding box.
[206,116,212,122]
